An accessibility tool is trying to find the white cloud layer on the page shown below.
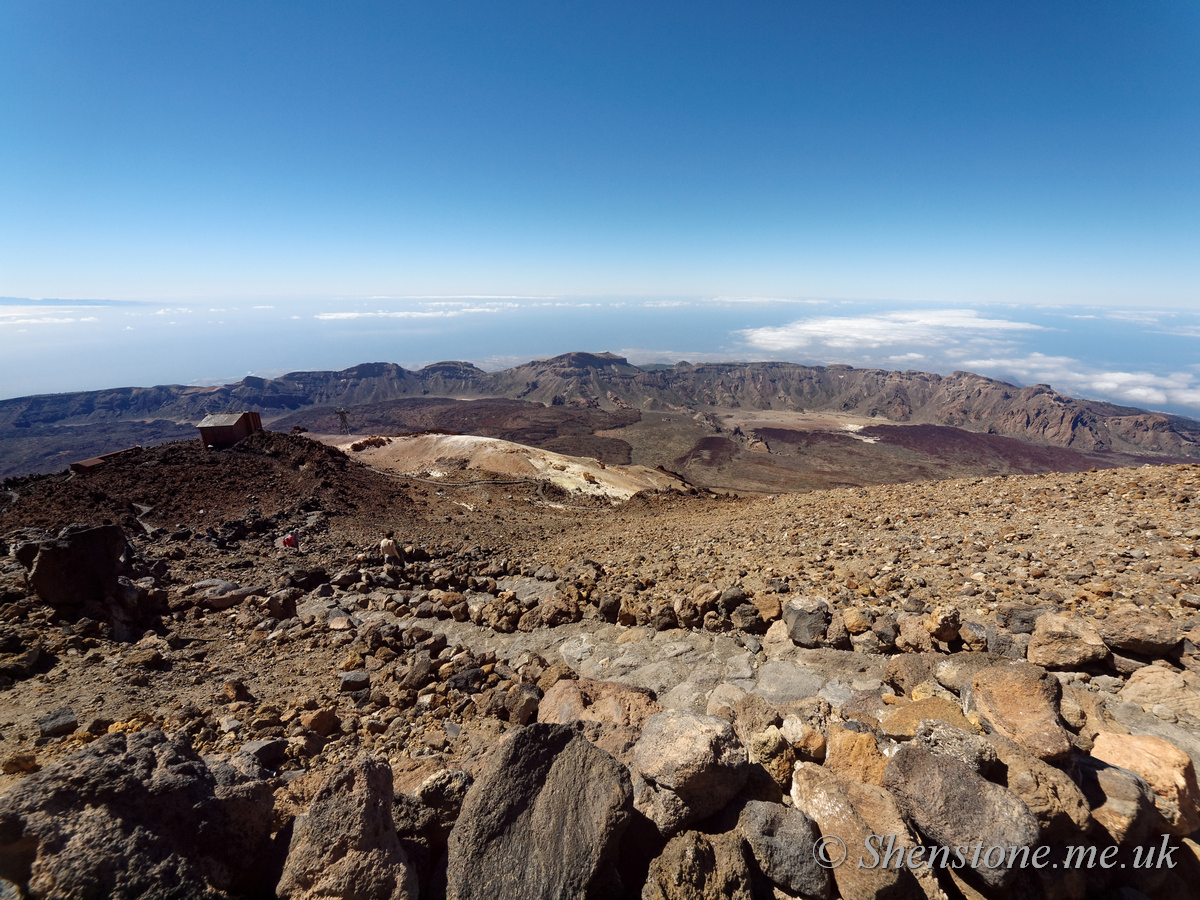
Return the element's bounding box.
[1104,309,1163,325]
[739,309,1044,352]
[707,296,823,305]
[365,294,556,301]
[961,352,1200,412]
[0,305,104,327]
[728,307,1200,415]
[0,316,78,326]
[315,302,519,321]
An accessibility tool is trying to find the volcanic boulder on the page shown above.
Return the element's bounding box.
[970,662,1072,761]
[631,710,750,836]
[446,723,633,900]
[276,755,417,900]
[19,524,143,638]
[884,745,1041,890]
[0,730,274,900]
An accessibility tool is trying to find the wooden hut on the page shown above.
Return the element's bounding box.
[197,411,263,449]
[70,446,139,473]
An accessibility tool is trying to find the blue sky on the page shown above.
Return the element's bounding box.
[2,3,1198,411]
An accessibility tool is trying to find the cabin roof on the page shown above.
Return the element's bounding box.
[198,413,250,428]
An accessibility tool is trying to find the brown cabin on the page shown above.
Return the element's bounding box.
[70,446,139,473]
[197,411,263,449]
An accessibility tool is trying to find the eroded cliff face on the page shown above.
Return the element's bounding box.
[2,354,1197,479]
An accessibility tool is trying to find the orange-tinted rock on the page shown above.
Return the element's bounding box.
[539,677,661,729]
[825,723,888,786]
[1026,614,1108,668]
[879,696,973,740]
[971,662,1071,761]
[1091,732,1200,836]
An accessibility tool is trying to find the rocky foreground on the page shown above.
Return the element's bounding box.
[1,432,1200,898]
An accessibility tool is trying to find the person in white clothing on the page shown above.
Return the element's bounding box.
[380,531,401,562]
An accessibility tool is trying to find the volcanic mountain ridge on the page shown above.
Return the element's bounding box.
[2,352,1198,479]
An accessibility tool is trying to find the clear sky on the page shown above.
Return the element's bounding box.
[2,3,1199,411]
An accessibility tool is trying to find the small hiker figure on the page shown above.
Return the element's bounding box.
[281,532,298,549]
[380,531,401,562]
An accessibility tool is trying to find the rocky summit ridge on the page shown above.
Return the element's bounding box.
[1,426,1200,898]
[2,352,1198,479]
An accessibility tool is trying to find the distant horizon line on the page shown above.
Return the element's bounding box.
[6,294,1200,312]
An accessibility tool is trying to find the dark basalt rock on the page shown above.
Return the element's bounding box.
[446,723,633,900]
[0,730,274,900]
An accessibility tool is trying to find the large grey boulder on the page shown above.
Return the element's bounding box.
[276,756,417,900]
[446,723,632,900]
[1069,754,1159,846]
[0,730,274,900]
[750,661,829,706]
[883,745,1040,890]
[781,598,831,648]
[17,524,150,639]
[1117,666,1200,732]
[632,710,749,836]
[1097,608,1181,656]
[24,524,128,611]
[735,800,831,900]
